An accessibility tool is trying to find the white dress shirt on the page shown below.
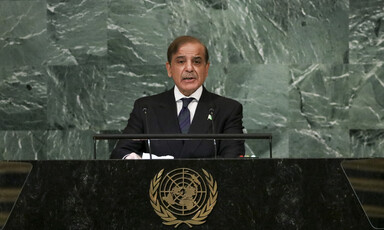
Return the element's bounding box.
[174,85,203,123]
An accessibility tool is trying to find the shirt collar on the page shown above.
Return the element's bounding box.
[174,85,203,102]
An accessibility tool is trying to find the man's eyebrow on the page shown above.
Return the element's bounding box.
[175,56,186,59]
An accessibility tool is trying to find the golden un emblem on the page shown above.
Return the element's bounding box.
[149,168,218,228]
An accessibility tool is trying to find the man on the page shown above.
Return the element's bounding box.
[110,36,244,159]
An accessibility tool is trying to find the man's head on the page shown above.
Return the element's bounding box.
[166,36,210,96]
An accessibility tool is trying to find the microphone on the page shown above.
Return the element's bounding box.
[208,108,217,158]
[142,107,152,160]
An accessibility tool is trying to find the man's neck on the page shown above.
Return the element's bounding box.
[174,86,203,101]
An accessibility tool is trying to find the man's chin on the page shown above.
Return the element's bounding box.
[179,85,199,96]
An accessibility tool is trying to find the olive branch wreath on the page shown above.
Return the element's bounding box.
[149,169,218,228]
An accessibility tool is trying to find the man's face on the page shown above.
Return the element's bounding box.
[166,42,210,96]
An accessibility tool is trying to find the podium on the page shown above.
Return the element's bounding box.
[2,159,376,230]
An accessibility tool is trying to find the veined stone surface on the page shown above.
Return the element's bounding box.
[0,66,47,130]
[0,131,46,160]
[350,129,384,157]
[349,0,384,64]
[349,63,384,129]
[0,2,49,66]
[0,0,383,159]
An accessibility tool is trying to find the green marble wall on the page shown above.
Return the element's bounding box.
[0,0,383,159]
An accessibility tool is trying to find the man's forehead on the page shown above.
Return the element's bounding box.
[178,42,204,51]
[173,43,205,58]
[174,55,203,59]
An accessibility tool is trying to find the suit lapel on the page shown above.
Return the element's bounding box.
[182,88,215,155]
[155,89,180,133]
[153,88,183,155]
[189,91,213,134]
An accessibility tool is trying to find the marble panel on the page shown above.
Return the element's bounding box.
[350,129,384,157]
[108,0,169,65]
[205,64,289,158]
[0,131,46,160]
[269,129,289,158]
[94,130,121,159]
[224,0,289,64]
[289,64,351,129]
[210,64,289,130]
[0,2,45,37]
[0,0,44,1]
[0,0,382,160]
[46,65,108,130]
[0,66,47,130]
[45,0,107,65]
[166,0,229,65]
[288,0,349,64]
[349,0,384,64]
[167,0,289,65]
[244,128,289,159]
[46,129,102,159]
[289,128,350,158]
[104,64,172,130]
[0,1,49,66]
[349,63,384,129]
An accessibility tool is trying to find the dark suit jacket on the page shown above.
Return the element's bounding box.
[110,87,245,159]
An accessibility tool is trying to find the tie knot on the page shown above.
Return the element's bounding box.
[181,98,194,109]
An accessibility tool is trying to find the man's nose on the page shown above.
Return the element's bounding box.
[185,60,193,72]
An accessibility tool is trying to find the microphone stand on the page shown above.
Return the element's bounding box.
[208,108,217,159]
[143,107,152,160]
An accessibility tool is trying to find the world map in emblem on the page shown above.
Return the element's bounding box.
[159,168,208,216]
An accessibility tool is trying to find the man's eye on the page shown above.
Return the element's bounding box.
[177,60,185,64]
[194,60,201,64]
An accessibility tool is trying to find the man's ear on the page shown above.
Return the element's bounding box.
[166,62,172,78]
[205,62,210,77]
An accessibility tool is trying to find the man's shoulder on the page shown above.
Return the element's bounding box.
[204,90,242,107]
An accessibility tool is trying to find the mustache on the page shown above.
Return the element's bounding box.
[182,73,197,79]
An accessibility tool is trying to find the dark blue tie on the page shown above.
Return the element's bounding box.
[178,98,194,134]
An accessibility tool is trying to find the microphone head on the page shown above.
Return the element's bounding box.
[142,107,148,114]
[208,108,214,115]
